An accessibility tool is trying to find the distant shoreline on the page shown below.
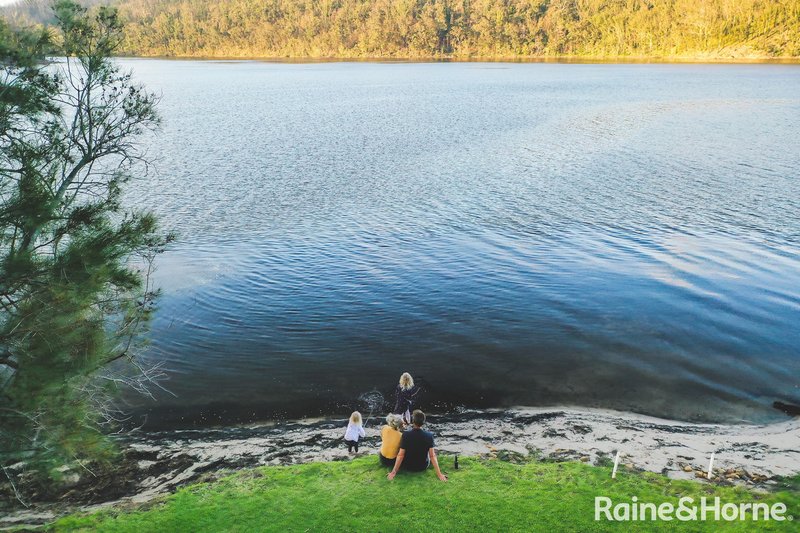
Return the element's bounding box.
[114,54,800,65]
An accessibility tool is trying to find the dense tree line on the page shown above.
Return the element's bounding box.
[4,0,800,59]
[115,0,800,58]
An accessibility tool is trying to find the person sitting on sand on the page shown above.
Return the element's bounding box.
[393,372,420,425]
[378,413,404,467]
[344,411,366,453]
[387,410,447,482]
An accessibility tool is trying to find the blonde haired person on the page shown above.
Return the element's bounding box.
[344,411,366,453]
[393,372,420,425]
[378,413,404,467]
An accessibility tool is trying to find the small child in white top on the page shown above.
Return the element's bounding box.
[344,411,366,453]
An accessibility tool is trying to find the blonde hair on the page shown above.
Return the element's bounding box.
[399,372,414,390]
[386,413,403,430]
[350,411,362,425]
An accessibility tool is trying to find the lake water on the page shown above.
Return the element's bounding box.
[117,60,800,429]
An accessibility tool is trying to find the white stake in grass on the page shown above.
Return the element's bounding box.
[611,451,621,479]
[707,452,715,480]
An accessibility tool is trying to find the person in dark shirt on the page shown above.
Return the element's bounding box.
[393,372,420,425]
[387,410,447,482]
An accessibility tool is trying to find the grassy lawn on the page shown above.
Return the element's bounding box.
[53,457,799,532]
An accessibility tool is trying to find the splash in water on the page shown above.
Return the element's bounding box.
[357,390,386,427]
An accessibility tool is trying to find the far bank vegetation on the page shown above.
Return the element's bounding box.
[5,0,800,59]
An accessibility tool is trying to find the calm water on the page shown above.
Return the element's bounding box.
[117,60,800,428]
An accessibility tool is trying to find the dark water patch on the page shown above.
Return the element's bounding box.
[113,60,800,427]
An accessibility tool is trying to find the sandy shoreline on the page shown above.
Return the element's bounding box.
[2,406,798,527]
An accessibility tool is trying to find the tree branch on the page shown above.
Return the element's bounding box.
[0,353,18,370]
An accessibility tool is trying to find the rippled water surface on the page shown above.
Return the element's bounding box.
[118,60,800,428]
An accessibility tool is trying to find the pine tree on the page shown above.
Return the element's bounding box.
[1,1,172,480]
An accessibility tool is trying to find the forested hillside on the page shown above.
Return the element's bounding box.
[5,0,800,59]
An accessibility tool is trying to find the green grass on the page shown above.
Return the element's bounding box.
[52,457,799,532]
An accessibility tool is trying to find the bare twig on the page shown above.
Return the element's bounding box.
[1,463,29,508]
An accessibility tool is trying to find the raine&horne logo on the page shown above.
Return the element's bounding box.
[594,496,793,522]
